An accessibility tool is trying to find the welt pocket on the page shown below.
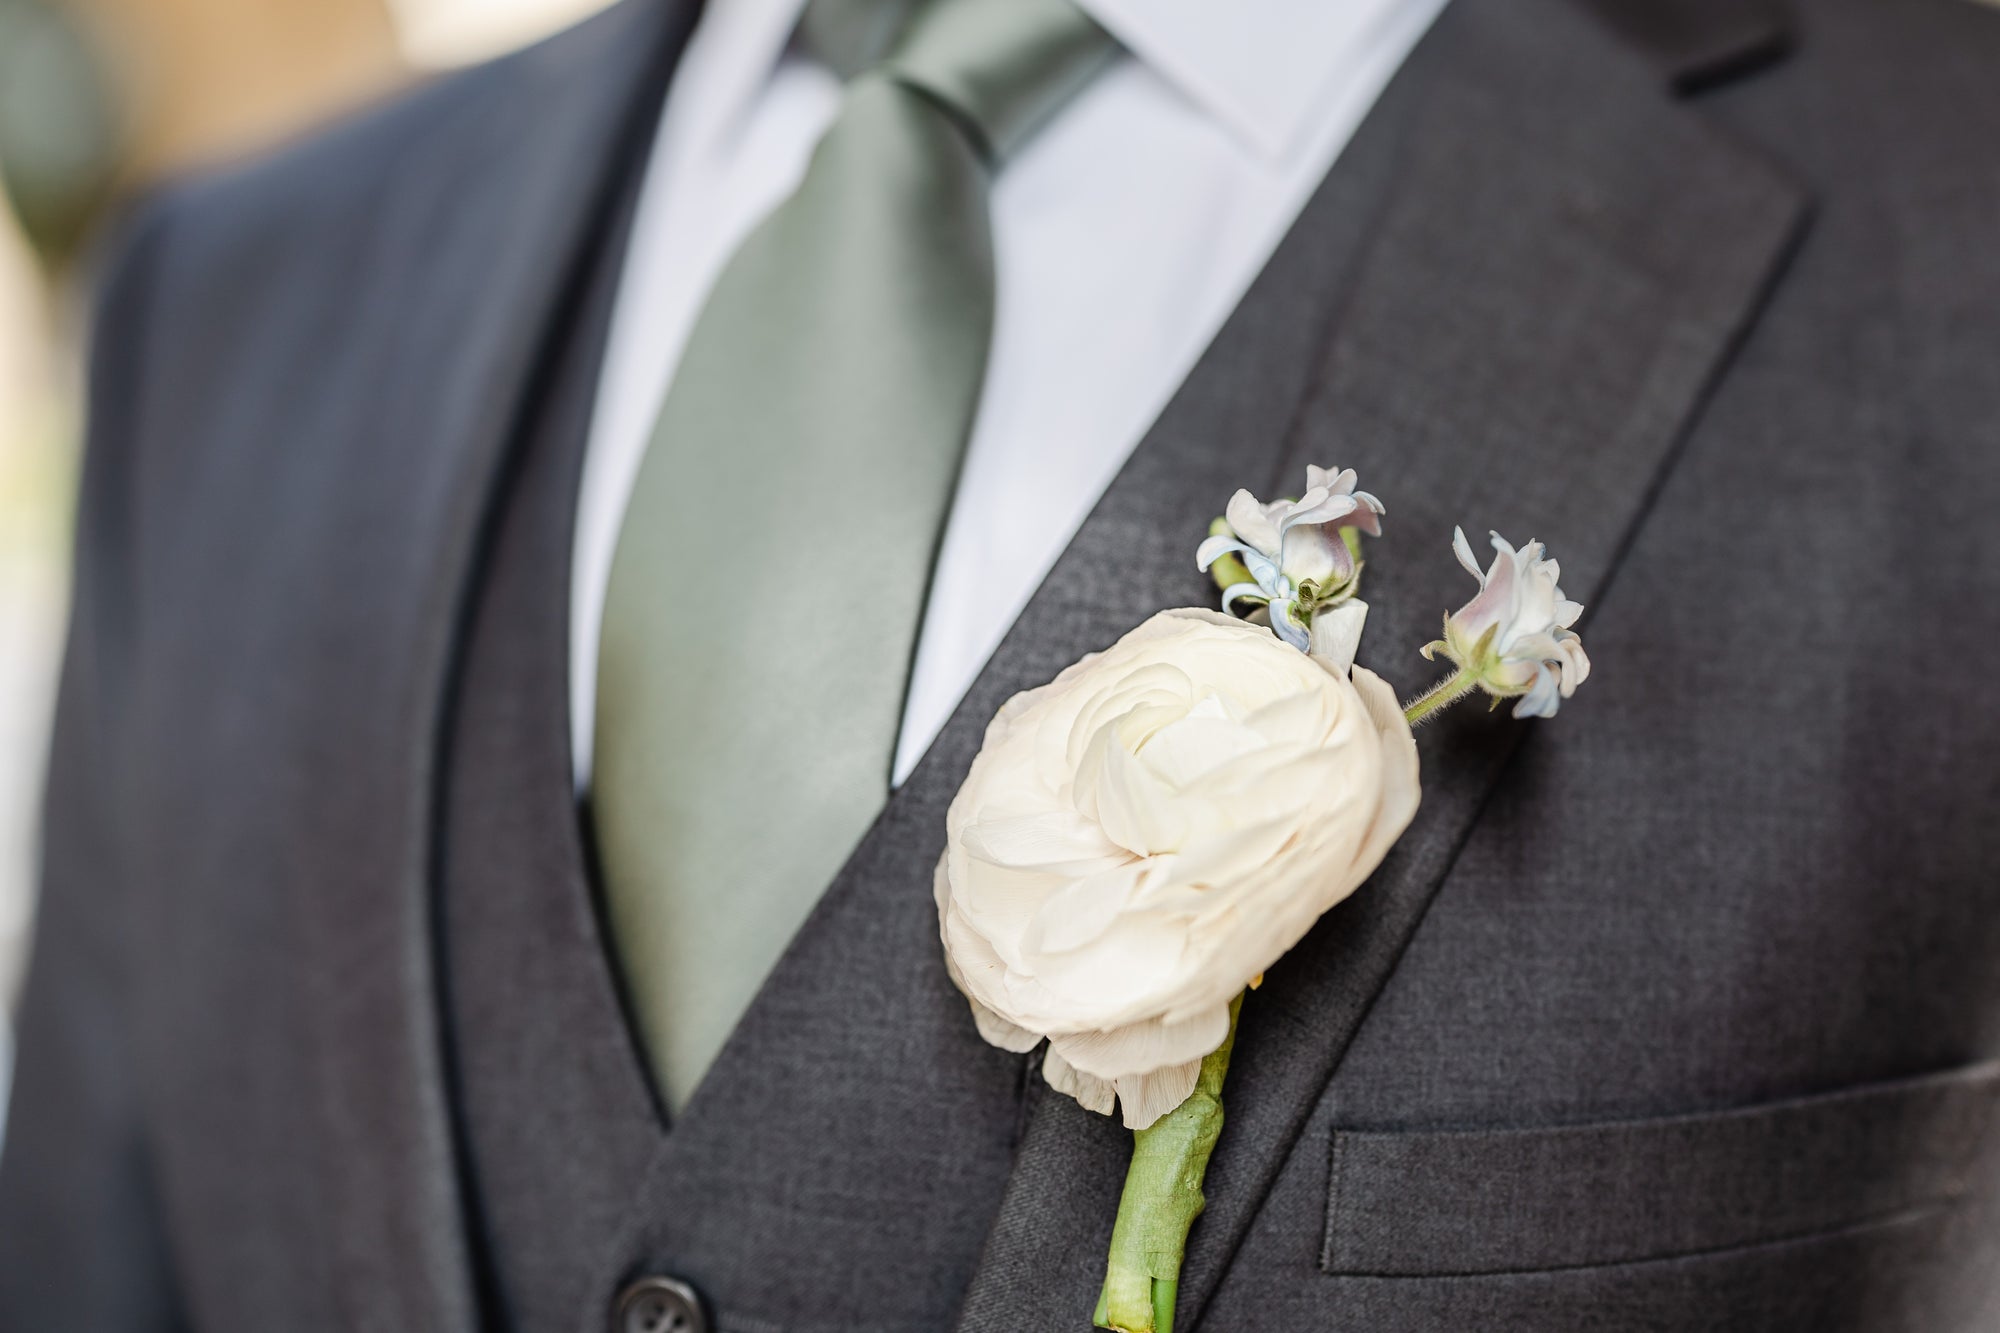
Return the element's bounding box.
[1321,1061,2000,1278]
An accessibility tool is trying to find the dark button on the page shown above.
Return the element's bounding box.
[614,1276,707,1333]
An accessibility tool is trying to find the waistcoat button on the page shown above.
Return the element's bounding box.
[614,1276,707,1333]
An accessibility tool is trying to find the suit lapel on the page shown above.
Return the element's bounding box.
[275,2,694,1325]
[953,0,1807,1327]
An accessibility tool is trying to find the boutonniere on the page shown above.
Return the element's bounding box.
[935,465,1592,1333]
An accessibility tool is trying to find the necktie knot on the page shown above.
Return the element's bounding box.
[807,0,1117,163]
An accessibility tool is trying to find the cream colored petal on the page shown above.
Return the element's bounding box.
[951,859,1065,962]
[1026,859,1146,956]
[1049,1003,1232,1081]
[959,809,1125,872]
[936,855,1042,1049]
[1242,688,1333,748]
[1092,733,1187,857]
[1348,665,1422,876]
[1042,1046,1118,1117]
[938,922,1040,1052]
[968,995,1043,1052]
[1156,814,1300,895]
[1114,1059,1203,1130]
[1134,713,1267,791]
[1022,910,1194,1033]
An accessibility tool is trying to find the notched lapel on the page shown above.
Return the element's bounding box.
[955,0,1807,1328]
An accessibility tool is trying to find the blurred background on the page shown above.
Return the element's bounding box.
[0,0,618,1093]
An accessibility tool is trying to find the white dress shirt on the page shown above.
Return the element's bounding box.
[570,0,1444,791]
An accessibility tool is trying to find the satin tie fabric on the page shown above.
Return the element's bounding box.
[594,0,1118,1113]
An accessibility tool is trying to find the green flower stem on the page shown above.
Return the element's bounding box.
[1401,667,1480,727]
[1094,994,1244,1333]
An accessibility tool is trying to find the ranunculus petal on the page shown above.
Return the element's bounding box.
[967,993,1044,1052]
[1135,710,1267,791]
[935,859,1044,1051]
[952,858,1067,943]
[1065,665,1192,779]
[959,810,1124,873]
[1092,733,1188,856]
[1028,860,1147,956]
[1348,665,1422,877]
[1163,812,1306,893]
[1050,1003,1232,1081]
[1113,1059,1203,1131]
[1042,1046,1117,1117]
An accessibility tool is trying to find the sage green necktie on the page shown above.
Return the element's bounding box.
[594,0,1117,1113]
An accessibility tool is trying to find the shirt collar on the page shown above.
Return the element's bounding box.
[1075,0,1423,162]
[735,0,1416,165]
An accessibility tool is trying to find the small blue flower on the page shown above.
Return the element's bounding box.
[1196,464,1383,651]
[1422,528,1590,718]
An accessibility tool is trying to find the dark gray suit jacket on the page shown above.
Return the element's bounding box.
[5,0,2000,1329]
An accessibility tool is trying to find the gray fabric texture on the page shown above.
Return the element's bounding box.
[1322,1062,2000,1276]
[5,0,2000,1330]
[437,101,665,1333]
[0,196,191,1333]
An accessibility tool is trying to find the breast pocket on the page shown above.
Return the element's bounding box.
[1321,1061,2000,1279]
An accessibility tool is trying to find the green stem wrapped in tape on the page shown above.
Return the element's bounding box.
[1092,993,1244,1333]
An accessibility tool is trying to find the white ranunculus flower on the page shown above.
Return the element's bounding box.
[935,608,1420,1130]
[1424,528,1590,718]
